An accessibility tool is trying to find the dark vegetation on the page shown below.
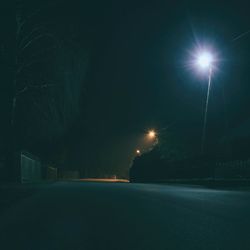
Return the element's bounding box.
[130,132,250,183]
[1,1,91,180]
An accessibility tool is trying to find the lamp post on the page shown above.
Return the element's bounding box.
[195,51,214,154]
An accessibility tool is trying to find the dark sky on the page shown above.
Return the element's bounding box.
[1,0,250,177]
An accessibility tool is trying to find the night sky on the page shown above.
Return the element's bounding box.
[1,0,250,177]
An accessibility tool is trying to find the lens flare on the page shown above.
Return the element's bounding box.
[196,51,213,69]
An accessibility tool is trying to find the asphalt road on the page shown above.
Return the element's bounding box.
[0,182,250,250]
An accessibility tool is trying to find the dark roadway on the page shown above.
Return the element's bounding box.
[0,182,250,250]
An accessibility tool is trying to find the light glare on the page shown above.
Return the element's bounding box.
[197,52,213,69]
[148,130,156,139]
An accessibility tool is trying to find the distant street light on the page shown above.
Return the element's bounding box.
[147,130,156,139]
[136,149,141,155]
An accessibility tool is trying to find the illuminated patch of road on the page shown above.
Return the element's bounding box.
[79,178,129,183]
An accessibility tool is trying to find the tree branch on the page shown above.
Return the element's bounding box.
[16,7,43,37]
[15,83,55,97]
[30,83,55,89]
[17,59,39,74]
[17,43,57,75]
[18,26,45,48]
[20,33,56,51]
[16,86,28,96]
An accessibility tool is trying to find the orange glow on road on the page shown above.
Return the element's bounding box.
[80,178,129,183]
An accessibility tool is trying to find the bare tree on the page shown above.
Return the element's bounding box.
[0,1,90,179]
[13,0,59,126]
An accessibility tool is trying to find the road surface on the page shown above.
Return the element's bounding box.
[0,182,250,250]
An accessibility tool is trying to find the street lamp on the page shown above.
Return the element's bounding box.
[196,51,213,69]
[195,50,214,154]
[147,130,156,139]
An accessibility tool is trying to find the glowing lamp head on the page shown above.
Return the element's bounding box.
[136,149,141,155]
[196,51,213,69]
[148,130,156,139]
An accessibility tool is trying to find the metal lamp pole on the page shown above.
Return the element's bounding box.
[201,66,212,154]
